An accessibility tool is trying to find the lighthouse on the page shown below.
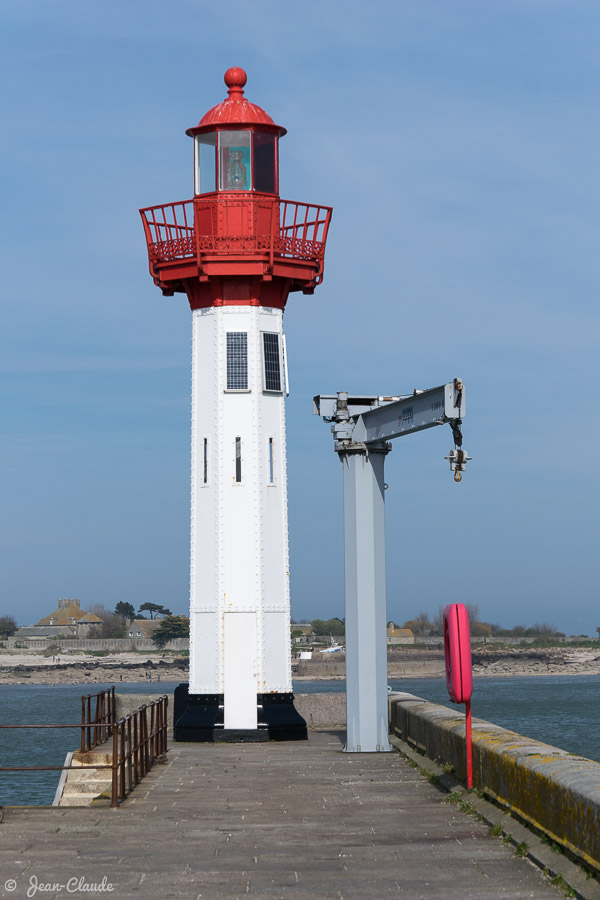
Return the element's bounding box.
[140,68,332,741]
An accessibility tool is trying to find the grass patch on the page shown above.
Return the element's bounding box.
[399,752,440,784]
[489,822,503,837]
[445,790,482,821]
[516,841,528,857]
[548,873,576,898]
[458,798,480,817]
[540,834,564,854]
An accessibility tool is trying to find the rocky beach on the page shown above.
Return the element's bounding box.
[0,645,599,684]
[293,646,600,681]
[471,645,600,677]
[0,652,188,685]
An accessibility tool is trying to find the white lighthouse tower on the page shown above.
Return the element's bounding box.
[140,68,332,740]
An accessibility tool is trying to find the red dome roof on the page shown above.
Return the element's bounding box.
[186,68,286,137]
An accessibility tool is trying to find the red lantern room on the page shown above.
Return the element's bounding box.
[140,68,332,311]
[187,66,285,196]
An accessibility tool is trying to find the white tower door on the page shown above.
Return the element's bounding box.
[224,612,258,729]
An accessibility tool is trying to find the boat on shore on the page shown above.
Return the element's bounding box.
[319,640,344,654]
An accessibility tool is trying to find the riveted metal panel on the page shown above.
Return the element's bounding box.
[260,611,289,693]
[257,307,292,692]
[188,303,293,714]
[191,612,220,692]
[224,612,258,729]
[189,308,219,693]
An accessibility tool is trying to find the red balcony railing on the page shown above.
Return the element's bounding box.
[278,199,330,262]
[140,197,332,287]
[140,200,196,264]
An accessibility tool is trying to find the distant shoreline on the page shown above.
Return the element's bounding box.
[0,645,598,685]
[296,646,600,681]
[0,658,188,686]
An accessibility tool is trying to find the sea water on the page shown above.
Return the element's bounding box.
[0,683,175,808]
[1,675,598,806]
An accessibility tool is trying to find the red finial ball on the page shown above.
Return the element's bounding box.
[224,67,247,95]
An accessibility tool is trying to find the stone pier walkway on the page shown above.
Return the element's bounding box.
[0,731,563,899]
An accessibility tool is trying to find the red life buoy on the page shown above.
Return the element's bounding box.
[444,603,473,703]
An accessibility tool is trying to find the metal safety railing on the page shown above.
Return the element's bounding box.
[140,197,332,275]
[110,696,169,806]
[81,687,115,752]
[0,693,168,810]
[140,200,196,263]
[278,199,331,261]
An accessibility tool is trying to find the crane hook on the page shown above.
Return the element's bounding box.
[445,447,471,482]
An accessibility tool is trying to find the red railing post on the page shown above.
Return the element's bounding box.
[80,696,86,753]
[132,714,138,786]
[88,694,92,751]
[164,697,168,755]
[120,719,127,800]
[110,687,115,741]
[97,693,104,746]
[140,708,147,777]
[150,704,156,760]
[111,725,119,808]
[156,700,161,755]
[143,707,149,774]
[156,699,162,755]
[140,707,146,777]
[159,700,163,755]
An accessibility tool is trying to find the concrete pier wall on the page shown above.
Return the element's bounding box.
[389,691,600,872]
[294,650,445,679]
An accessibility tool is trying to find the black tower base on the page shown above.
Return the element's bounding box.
[173,684,308,742]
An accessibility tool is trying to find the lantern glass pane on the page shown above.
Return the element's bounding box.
[195,133,217,194]
[219,130,251,191]
[253,132,276,193]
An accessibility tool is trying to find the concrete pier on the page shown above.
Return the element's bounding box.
[0,731,564,898]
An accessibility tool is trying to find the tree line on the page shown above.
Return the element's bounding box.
[397,604,565,639]
[291,618,345,638]
[291,610,567,640]
[5,605,594,646]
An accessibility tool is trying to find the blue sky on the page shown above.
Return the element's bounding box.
[1,1,598,635]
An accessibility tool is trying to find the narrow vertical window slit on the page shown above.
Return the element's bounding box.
[268,438,274,484]
[235,437,242,483]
